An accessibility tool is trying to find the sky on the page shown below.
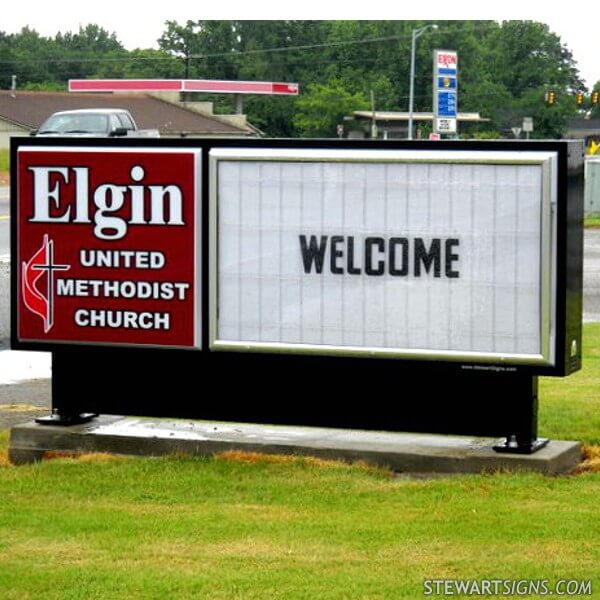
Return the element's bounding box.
[1,2,597,88]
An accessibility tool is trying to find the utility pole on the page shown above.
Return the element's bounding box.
[408,24,438,140]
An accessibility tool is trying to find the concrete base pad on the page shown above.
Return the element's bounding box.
[9,415,582,475]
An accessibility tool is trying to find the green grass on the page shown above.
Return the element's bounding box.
[0,324,599,599]
[0,452,599,599]
[0,148,8,173]
[540,322,600,443]
[585,217,600,228]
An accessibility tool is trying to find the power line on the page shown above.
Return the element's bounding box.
[187,32,422,59]
[0,53,175,66]
[182,24,501,61]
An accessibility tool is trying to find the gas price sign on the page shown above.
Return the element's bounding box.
[434,50,458,134]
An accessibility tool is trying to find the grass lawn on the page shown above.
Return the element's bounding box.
[0,324,599,599]
[539,322,600,444]
[0,149,8,185]
[0,148,8,172]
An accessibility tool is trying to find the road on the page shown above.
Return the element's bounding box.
[0,187,8,260]
[584,228,600,322]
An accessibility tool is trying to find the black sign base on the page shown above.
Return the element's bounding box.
[36,349,552,455]
[36,409,98,426]
[493,436,549,455]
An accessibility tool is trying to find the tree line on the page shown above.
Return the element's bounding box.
[1,20,598,138]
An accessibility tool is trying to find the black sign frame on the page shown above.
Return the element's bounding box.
[10,137,585,453]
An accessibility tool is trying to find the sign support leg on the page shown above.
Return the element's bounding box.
[35,351,98,426]
[493,375,549,454]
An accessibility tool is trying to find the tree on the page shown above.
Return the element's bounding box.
[0,20,588,138]
[2,27,56,86]
[91,48,184,80]
[514,87,575,138]
[159,20,240,79]
[460,80,513,132]
[157,20,332,135]
[53,25,125,81]
[0,25,126,88]
[55,24,123,54]
[144,19,590,137]
[293,80,369,137]
[486,21,583,96]
[0,31,15,89]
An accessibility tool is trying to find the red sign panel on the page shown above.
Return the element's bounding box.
[16,148,201,348]
[69,79,299,96]
[182,80,299,95]
[69,79,184,92]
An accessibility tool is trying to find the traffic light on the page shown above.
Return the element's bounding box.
[593,90,600,106]
[545,90,556,105]
[576,91,585,106]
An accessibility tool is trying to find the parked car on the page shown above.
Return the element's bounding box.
[31,109,160,138]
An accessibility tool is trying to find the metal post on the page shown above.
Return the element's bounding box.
[370,90,377,139]
[408,24,438,141]
[493,375,549,454]
[35,351,98,426]
[408,31,417,140]
[234,94,244,115]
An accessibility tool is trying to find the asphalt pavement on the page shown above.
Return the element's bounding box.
[0,379,51,431]
[0,183,48,431]
[0,344,51,430]
[584,228,600,322]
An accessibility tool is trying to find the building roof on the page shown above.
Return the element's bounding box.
[352,111,489,123]
[0,90,259,136]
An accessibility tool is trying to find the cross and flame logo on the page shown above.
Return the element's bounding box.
[21,235,70,333]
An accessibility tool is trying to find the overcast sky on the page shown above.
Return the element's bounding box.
[2,2,597,88]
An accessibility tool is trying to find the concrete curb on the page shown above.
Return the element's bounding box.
[9,415,582,475]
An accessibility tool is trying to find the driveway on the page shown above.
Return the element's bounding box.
[584,228,600,322]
